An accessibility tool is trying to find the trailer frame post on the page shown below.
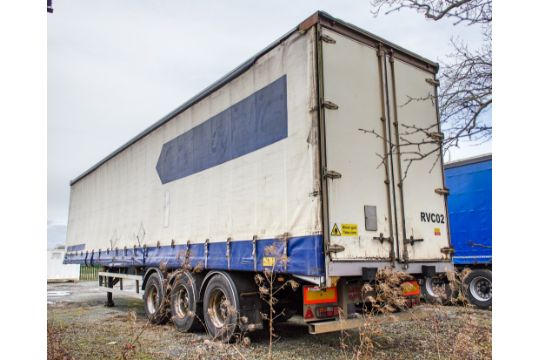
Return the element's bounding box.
[252,235,258,271]
[226,237,231,270]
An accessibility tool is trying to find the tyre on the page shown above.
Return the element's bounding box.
[421,276,454,305]
[203,274,240,342]
[170,272,203,332]
[464,269,492,309]
[143,273,170,324]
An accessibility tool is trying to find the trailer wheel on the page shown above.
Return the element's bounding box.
[421,276,453,305]
[170,272,203,332]
[464,269,492,309]
[203,274,240,342]
[143,273,170,324]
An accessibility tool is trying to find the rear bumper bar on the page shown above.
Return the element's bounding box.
[308,306,433,334]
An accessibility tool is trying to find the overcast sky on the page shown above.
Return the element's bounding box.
[47,0,491,249]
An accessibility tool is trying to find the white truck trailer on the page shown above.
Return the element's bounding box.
[64,11,453,340]
[47,249,80,282]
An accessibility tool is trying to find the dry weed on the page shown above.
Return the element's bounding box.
[256,243,299,360]
[47,323,73,360]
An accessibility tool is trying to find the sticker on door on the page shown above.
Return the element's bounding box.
[331,223,342,236]
[330,223,358,236]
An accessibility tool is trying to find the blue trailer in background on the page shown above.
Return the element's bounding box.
[445,154,492,309]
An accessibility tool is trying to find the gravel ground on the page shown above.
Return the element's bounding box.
[47,281,491,360]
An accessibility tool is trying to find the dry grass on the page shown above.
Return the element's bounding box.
[336,268,491,360]
[48,301,491,360]
[47,266,490,359]
[47,323,73,360]
[255,243,300,359]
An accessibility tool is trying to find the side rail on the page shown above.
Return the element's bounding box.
[98,272,144,304]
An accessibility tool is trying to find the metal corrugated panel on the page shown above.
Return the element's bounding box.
[445,155,492,264]
[70,11,437,185]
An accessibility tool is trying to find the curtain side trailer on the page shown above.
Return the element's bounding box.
[64,11,453,339]
[445,154,492,309]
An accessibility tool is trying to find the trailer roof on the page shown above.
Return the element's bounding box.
[70,11,439,185]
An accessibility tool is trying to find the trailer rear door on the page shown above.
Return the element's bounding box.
[321,28,395,261]
[387,58,450,261]
[320,28,450,263]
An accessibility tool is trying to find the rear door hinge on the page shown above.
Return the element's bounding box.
[440,246,455,259]
[327,244,345,254]
[426,78,440,86]
[435,187,450,196]
[324,169,342,179]
[428,132,445,142]
[320,34,336,44]
[322,100,339,110]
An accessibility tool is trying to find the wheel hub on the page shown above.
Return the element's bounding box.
[146,285,158,314]
[425,277,446,298]
[470,276,492,301]
[174,285,190,318]
[209,289,229,328]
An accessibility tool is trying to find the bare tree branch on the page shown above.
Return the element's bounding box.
[363,0,491,181]
[371,0,492,25]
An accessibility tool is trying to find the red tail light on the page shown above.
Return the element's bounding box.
[305,307,314,319]
[316,306,339,318]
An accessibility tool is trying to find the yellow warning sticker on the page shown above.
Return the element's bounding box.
[434,227,441,236]
[263,256,276,267]
[263,257,275,267]
[330,223,341,236]
[341,224,358,236]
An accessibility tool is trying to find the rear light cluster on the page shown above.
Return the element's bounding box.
[316,305,339,318]
[303,286,339,321]
[304,305,339,320]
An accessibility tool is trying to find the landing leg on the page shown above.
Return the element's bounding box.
[105,276,115,307]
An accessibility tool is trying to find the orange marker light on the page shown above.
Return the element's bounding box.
[401,281,421,296]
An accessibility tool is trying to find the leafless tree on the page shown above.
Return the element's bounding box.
[372,0,491,24]
[368,0,492,177]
